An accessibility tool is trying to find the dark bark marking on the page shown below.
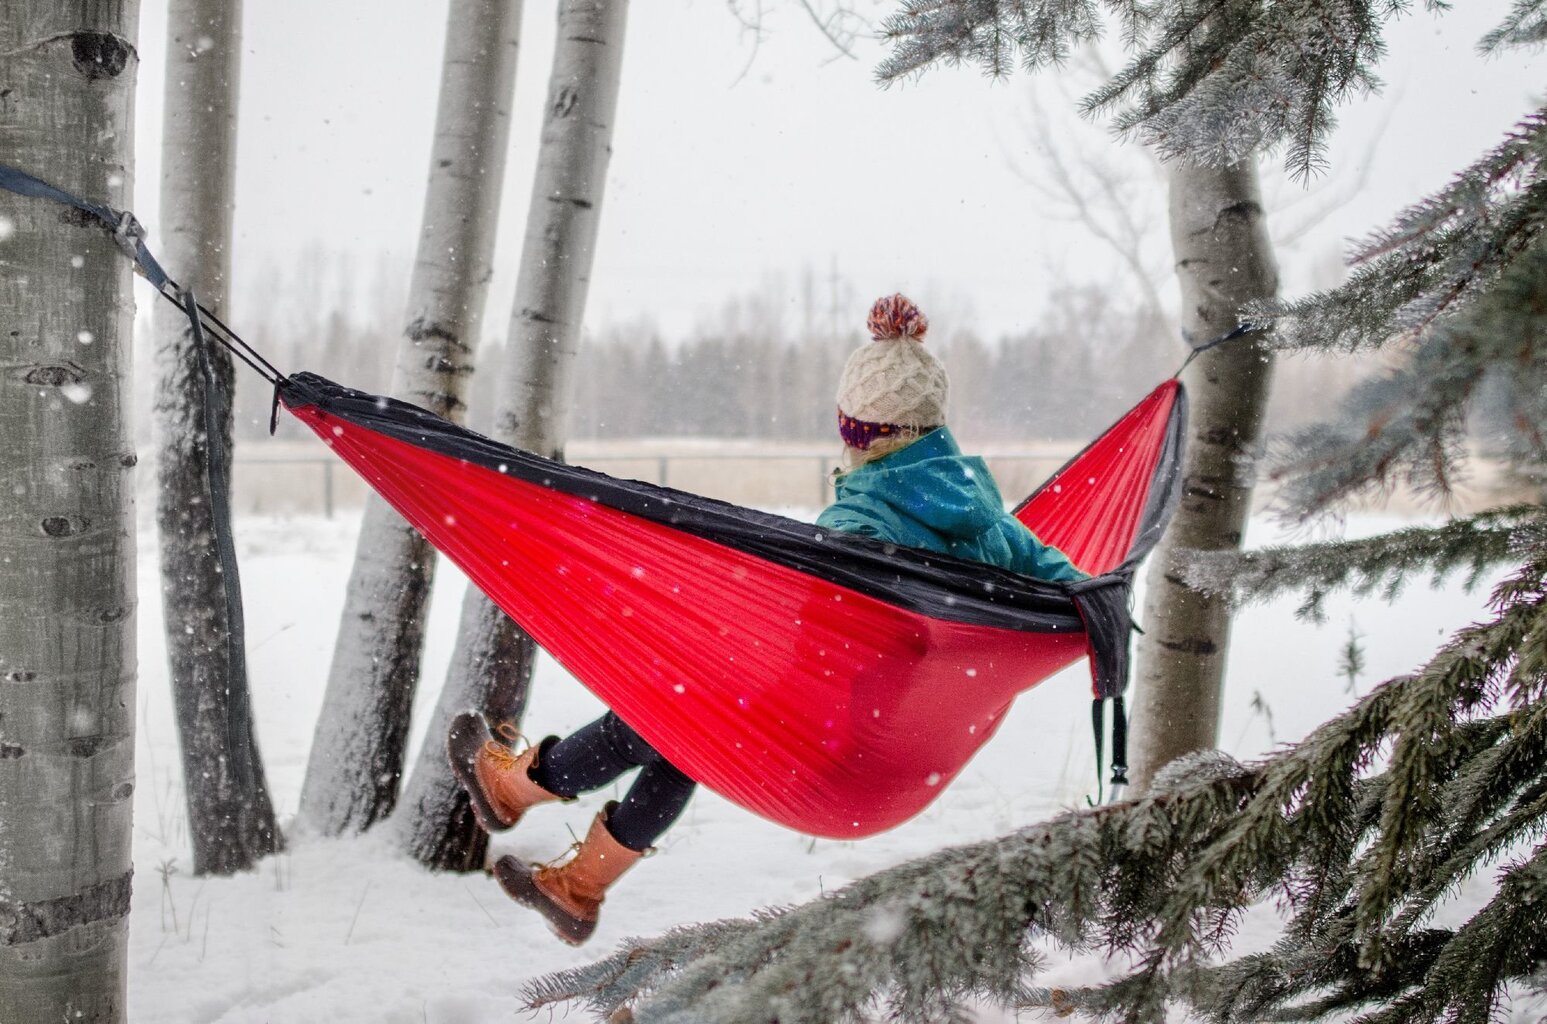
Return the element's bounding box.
[120,452,137,467]
[24,363,86,386]
[1160,636,1218,655]
[0,744,25,759]
[437,158,453,168]
[404,318,460,346]
[41,515,90,537]
[111,781,134,800]
[5,670,37,682]
[1200,426,1243,447]
[551,86,580,118]
[71,32,132,80]
[0,870,133,945]
[56,210,101,237]
[421,355,474,376]
[1215,200,1262,230]
[97,606,126,623]
[67,735,109,757]
[521,308,558,325]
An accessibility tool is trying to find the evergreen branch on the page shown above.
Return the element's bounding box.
[1352,610,1520,954]
[1259,111,1547,354]
[877,0,1399,178]
[1391,768,1547,941]
[1479,0,1547,53]
[1179,508,1538,619]
[1263,238,1547,517]
[1355,842,1547,1024]
[524,556,1547,1024]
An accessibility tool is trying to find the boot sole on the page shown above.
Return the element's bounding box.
[493,856,597,946]
[446,711,516,833]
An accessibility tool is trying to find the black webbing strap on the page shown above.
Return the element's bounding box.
[1090,696,1130,804]
[0,162,172,289]
[1175,321,1262,377]
[0,161,275,788]
[1111,695,1128,786]
[0,161,287,389]
[185,289,258,792]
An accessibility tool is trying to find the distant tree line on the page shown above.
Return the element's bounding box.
[201,254,1358,446]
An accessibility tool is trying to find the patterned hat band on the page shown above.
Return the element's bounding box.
[838,409,932,450]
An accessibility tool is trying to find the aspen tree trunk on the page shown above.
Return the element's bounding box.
[297,0,523,836]
[400,0,630,870]
[0,3,140,1019]
[1130,160,1278,792]
[152,0,282,875]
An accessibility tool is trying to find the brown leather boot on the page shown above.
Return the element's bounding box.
[493,803,644,945]
[446,711,566,832]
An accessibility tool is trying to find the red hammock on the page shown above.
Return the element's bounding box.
[0,163,1186,837]
[279,374,1184,838]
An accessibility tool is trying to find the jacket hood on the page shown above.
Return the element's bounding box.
[833,428,1004,541]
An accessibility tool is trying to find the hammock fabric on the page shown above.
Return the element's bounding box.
[0,162,1190,837]
[278,373,1186,838]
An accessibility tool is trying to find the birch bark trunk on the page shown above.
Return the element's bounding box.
[399,0,630,870]
[297,0,523,836]
[152,0,283,875]
[1130,159,1279,792]
[0,3,140,1018]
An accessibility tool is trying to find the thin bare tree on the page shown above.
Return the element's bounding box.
[400,0,631,870]
[297,0,524,837]
[152,0,283,874]
[0,3,140,1019]
[1129,162,1279,791]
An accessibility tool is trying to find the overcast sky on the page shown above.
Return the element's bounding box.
[128,0,1543,345]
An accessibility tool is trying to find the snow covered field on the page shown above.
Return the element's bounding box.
[127,508,1504,1023]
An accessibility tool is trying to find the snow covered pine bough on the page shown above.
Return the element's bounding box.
[0,163,1188,837]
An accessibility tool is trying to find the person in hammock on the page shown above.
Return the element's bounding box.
[447,293,1084,945]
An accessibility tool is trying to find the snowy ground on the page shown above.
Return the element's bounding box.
[127,507,1512,1023]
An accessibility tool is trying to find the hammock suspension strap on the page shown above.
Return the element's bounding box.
[1176,321,1265,377]
[0,162,288,392]
[184,287,259,790]
[1089,696,1129,805]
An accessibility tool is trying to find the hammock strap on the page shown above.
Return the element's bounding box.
[1088,695,1130,805]
[1069,575,1139,802]
[184,288,258,791]
[0,162,287,387]
[1175,321,1264,377]
[0,162,276,785]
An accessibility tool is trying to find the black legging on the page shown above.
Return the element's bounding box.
[528,711,697,852]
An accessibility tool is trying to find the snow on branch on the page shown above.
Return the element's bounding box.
[877,0,1393,179]
[524,552,1547,1023]
[1177,507,1542,621]
[1479,0,1547,53]
[1231,109,1547,517]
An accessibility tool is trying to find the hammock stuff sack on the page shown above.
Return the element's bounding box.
[278,373,1187,838]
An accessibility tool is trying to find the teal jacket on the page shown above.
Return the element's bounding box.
[816,427,1085,583]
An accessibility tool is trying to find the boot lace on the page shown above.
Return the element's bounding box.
[481,720,529,771]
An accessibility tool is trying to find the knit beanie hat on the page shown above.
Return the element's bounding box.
[836,294,949,449]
